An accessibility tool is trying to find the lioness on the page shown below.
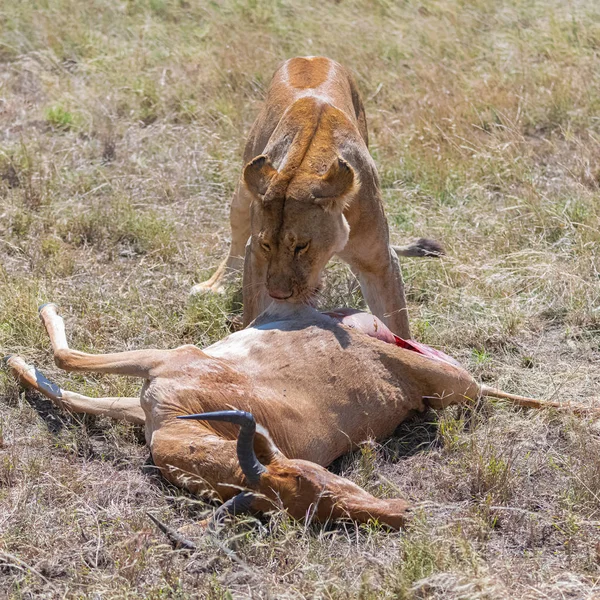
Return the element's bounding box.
[192,56,441,338]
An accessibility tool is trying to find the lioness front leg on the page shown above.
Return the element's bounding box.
[191,182,252,295]
[242,242,271,327]
[341,245,411,339]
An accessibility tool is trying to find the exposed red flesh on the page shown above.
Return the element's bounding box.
[323,309,462,368]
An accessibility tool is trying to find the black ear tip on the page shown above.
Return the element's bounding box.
[250,155,267,167]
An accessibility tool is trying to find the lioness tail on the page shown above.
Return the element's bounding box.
[392,238,444,258]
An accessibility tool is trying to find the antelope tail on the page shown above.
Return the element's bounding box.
[479,385,600,417]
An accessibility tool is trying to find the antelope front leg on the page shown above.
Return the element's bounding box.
[5,355,145,424]
[38,303,166,377]
[147,420,261,547]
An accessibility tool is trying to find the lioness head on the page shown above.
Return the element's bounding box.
[244,154,356,303]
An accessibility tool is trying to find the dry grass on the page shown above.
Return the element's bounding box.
[1,0,600,597]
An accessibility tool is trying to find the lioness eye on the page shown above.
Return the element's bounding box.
[295,241,310,255]
[260,241,271,253]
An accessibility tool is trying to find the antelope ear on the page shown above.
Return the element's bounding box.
[243,155,278,196]
[255,423,284,465]
[313,158,355,211]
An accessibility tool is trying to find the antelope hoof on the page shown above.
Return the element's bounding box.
[38,303,59,316]
[4,354,24,372]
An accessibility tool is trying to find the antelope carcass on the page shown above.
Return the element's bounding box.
[6,302,596,535]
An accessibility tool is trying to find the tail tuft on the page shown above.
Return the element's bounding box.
[393,238,445,258]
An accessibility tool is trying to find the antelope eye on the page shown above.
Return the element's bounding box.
[294,241,310,255]
[260,241,271,253]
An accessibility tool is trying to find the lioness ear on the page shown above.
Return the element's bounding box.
[243,155,278,197]
[313,157,356,211]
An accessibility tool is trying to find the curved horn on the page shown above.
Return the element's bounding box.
[178,410,266,484]
[146,512,196,552]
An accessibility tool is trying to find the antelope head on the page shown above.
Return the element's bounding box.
[179,410,411,528]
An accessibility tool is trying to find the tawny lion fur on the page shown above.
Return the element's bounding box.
[193,56,439,338]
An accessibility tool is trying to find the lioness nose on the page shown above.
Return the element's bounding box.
[269,288,293,300]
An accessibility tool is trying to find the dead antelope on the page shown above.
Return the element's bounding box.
[6,303,598,538]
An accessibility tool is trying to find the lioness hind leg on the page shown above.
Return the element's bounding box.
[5,354,145,424]
[191,182,252,296]
[190,255,244,296]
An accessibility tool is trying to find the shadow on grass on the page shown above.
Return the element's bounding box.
[327,410,444,479]
[25,388,69,435]
[384,410,444,461]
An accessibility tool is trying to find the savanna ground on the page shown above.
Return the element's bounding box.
[1,0,600,597]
